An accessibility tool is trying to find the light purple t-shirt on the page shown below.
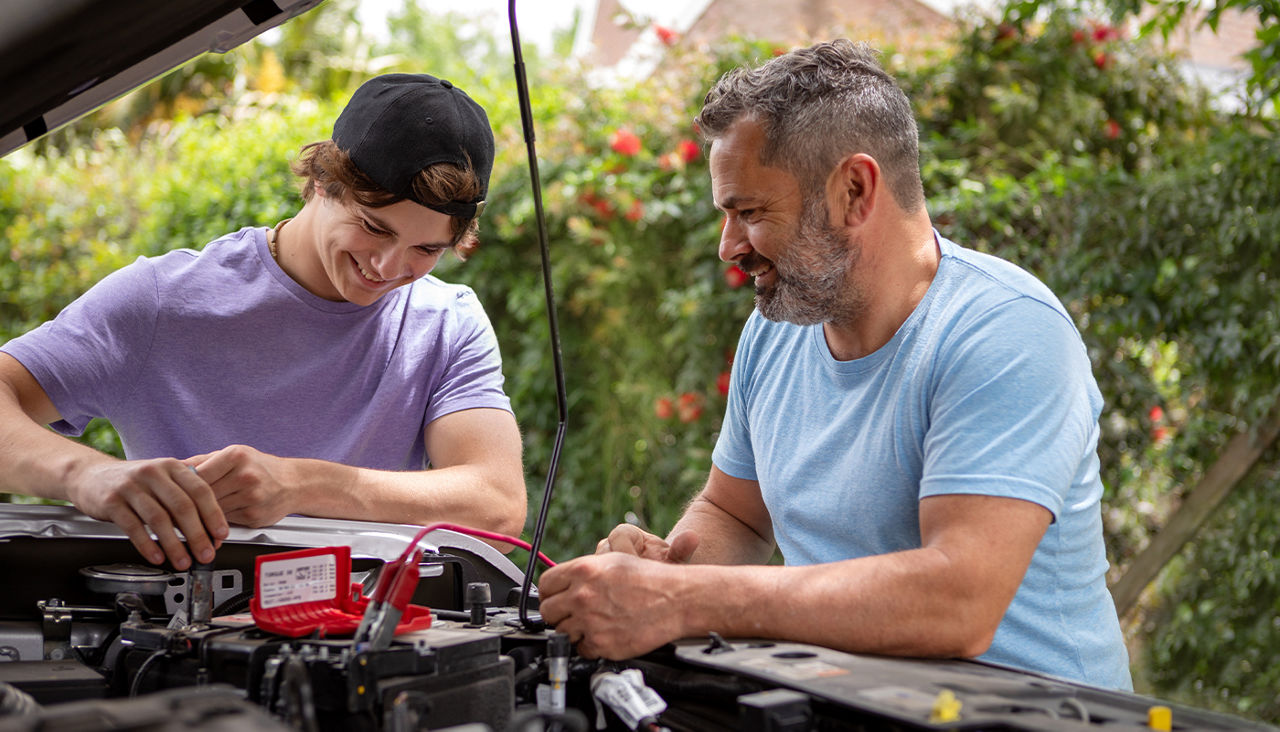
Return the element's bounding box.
[1,226,512,470]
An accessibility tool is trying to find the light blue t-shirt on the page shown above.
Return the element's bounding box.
[1,226,512,469]
[712,234,1131,690]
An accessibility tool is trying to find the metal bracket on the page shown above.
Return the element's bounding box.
[37,598,73,660]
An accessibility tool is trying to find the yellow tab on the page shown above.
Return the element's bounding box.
[1148,705,1172,731]
[929,689,963,724]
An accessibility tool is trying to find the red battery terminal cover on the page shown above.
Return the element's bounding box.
[248,545,431,638]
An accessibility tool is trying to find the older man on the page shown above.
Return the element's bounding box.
[539,40,1130,690]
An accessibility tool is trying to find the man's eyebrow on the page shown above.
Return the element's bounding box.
[362,209,394,232]
[715,195,753,212]
[362,208,452,248]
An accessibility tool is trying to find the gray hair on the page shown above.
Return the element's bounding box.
[696,39,924,212]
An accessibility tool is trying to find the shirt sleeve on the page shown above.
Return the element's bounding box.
[421,288,513,424]
[919,296,1100,520]
[0,257,159,436]
[712,315,760,481]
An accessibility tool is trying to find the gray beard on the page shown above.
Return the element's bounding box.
[754,201,860,326]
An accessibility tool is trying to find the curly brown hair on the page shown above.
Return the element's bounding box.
[291,140,483,260]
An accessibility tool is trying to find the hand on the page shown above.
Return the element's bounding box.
[187,444,293,527]
[539,552,687,659]
[65,458,228,569]
[595,524,699,563]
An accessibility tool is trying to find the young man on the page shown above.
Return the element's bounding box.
[538,41,1132,690]
[0,74,525,571]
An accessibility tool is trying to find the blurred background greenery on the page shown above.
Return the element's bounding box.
[1,0,1277,721]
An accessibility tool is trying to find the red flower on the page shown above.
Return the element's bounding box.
[654,25,678,46]
[581,192,613,219]
[1093,52,1109,69]
[771,46,787,57]
[996,23,1017,41]
[677,139,700,163]
[677,392,703,423]
[1072,29,1086,44]
[1148,405,1164,422]
[1104,119,1121,140]
[716,371,731,397]
[610,128,642,156]
[654,397,674,420]
[1092,24,1122,42]
[1152,426,1170,443]
[625,200,644,222]
[724,264,748,288]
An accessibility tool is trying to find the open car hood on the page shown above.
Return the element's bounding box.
[0,0,324,158]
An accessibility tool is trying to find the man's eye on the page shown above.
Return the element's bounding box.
[360,219,388,236]
[417,246,446,256]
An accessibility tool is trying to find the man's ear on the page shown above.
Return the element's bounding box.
[828,153,880,227]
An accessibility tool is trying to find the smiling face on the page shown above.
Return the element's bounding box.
[711,119,859,325]
[300,189,454,306]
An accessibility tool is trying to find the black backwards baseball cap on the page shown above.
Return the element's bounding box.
[333,73,494,219]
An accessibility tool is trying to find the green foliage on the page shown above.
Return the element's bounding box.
[1063,127,1280,722]
[1101,0,1280,114]
[1142,456,1280,720]
[905,4,1214,179]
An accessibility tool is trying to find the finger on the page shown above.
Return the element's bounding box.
[109,509,166,565]
[666,530,700,563]
[210,477,254,513]
[187,449,237,495]
[603,524,647,556]
[178,464,230,546]
[124,491,192,570]
[537,561,576,598]
[147,465,217,564]
[538,596,565,626]
[595,537,611,555]
[182,452,213,467]
[222,504,267,527]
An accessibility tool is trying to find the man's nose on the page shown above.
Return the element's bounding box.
[718,216,750,263]
[369,246,410,280]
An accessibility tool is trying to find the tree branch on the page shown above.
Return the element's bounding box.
[1110,399,1280,618]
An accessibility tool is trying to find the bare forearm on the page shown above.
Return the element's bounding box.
[0,397,110,503]
[670,494,774,565]
[674,548,998,658]
[546,495,1046,662]
[285,458,527,537]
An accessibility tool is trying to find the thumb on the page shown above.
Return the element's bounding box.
[665,530,699,563]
